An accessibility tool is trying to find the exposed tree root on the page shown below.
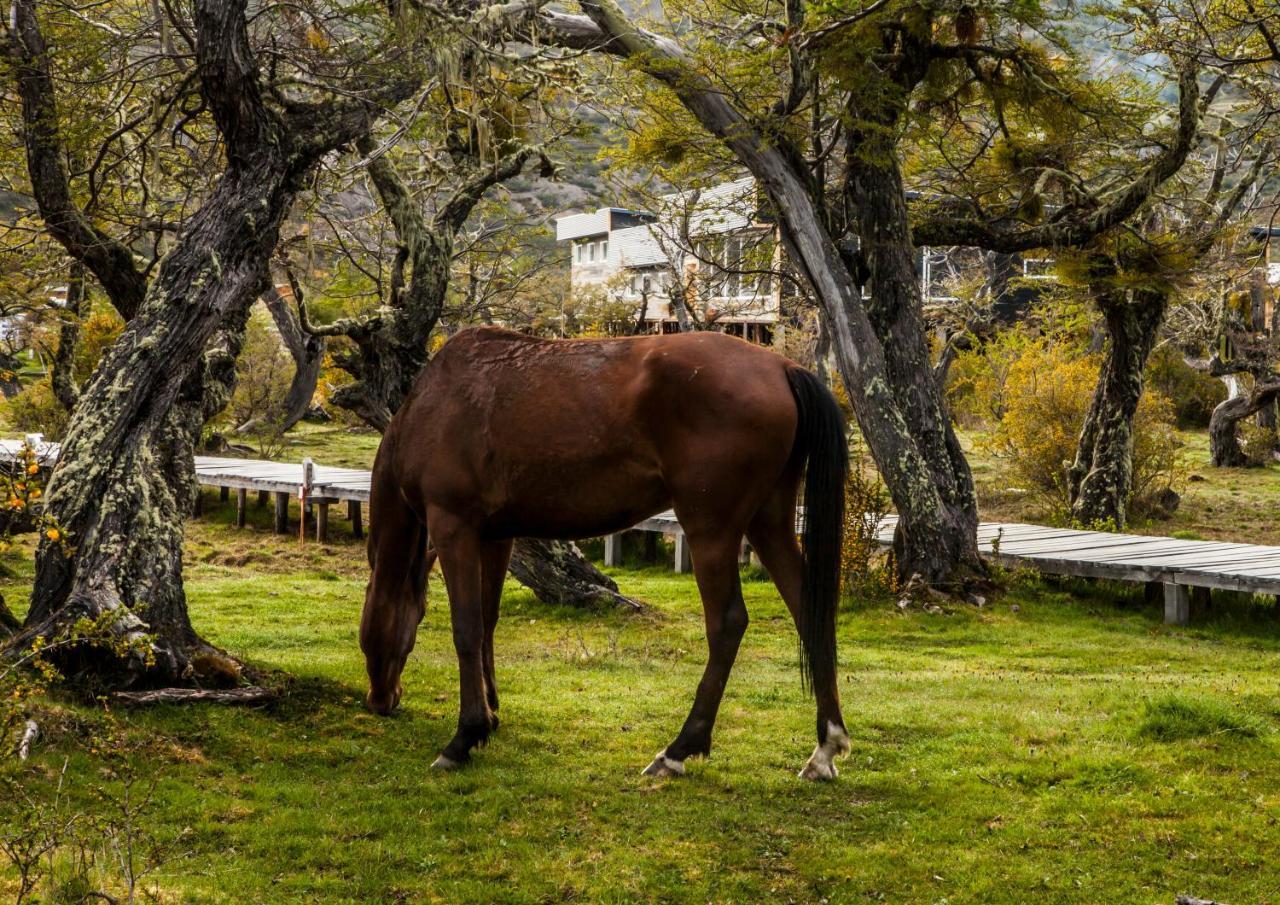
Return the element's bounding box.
[113,685,281,705]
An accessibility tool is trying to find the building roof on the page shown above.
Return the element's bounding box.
[555,176,764,253]
[555,207,655,242]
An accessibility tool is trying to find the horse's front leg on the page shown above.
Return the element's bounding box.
[479,539,513,719]
[429,512,495,769]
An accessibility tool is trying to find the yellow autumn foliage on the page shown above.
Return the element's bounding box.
[986,343,1183,519]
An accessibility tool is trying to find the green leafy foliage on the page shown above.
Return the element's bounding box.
[1145,345,1227,428]
[975,338,1183,520]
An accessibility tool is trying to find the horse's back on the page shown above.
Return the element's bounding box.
[385,327,800,538]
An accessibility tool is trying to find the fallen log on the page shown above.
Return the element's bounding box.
[113,686,281,706]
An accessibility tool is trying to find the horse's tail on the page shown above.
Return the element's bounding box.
[785,366,849,696]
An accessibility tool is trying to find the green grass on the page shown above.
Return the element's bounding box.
[1136,694,1266,742]
[6,426,1280,901]
[963,427,1280,546]
[8,508,1280,903]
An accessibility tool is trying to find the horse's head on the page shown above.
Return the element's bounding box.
[362,617,410,715]
[360,567,424,716]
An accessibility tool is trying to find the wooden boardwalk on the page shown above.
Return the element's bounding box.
[7,437,1280,625]
[618,512,1280,625]
[191,456,370,539]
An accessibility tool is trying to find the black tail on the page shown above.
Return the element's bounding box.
[786,367,849,696]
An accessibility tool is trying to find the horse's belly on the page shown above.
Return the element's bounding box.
[483,458,671,542]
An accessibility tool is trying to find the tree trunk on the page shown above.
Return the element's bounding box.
[1068,288,1166,527]
[21,153,294,684]
[508,539,643,611]
[0,596,19,637]
[315,140,638,610]
[1209,379,1280,467]
[9,0,425,685]
[236,286,323,434]
[846,148,984,583]
[1248,271,1277,431]
[538,1,988,588]
[50,261,87,413]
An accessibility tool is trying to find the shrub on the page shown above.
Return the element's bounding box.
[4,380,68,441]
[1145,345,1226,428]
[945,327,1044,428]
[72,310,124,385]
[225,313,293,455]
[841,435,895,599]
[986,343,1183,521]
[1239,422,1277,467]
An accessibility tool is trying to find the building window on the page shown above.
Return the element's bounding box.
[588,242,596,262]
[723,238,740,298]
[601,240,608,260]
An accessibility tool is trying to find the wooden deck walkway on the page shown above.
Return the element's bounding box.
[615,512,1280,626]
[7,438,1279,625]
[191,456,370,539]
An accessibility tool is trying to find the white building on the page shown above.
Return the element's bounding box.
[554,178,781,343]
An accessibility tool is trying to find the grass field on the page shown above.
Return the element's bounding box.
[6,501,1280,900]
[5,423,1280,902]
[963,427,1280,546]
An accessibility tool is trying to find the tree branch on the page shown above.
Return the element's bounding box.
[6,0,147,319]
[192,0,275,166]
[912,66,1203,252]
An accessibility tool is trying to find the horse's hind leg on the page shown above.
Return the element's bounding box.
[429,510,496,769]
[643,533,749,778]
[747,490,849,780]
[479,539,513,718]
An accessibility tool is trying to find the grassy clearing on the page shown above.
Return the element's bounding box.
[5,425,1280,902]
[964,428,1280,545]
[7,504,1280,902]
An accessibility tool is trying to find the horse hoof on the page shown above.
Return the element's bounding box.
[641,750,685,778]
[798,758,838,781]
[798,721,850,781]
[431,754,463,771]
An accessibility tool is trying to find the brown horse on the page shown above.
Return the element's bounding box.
[360,326,850,779]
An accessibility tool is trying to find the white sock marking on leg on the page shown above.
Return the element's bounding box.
[799,721,850,781]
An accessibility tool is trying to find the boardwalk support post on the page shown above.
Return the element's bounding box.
[316,501,329,543]
[274,492,289,534]
[1164,582,1190,626]
[348,500,363,540]
[604,533,623,568]
[220,485,229,503]
[300,458,314,545]
[236,488,247,528]
[674,533,692,573]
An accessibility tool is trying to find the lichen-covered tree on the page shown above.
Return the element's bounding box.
[4,0,249,677]
[530,0,1208,586]
[1204,269,1280,466]
[6,0,469,683]
[1062,135,1273,525]
[286,86,638,609]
